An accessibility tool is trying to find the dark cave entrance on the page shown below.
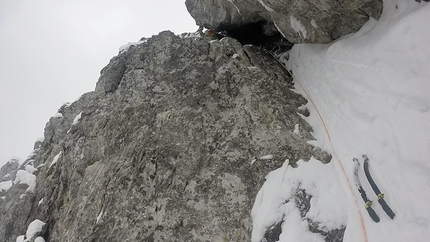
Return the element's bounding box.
[224,21,293,53]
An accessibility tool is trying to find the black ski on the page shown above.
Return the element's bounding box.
[352,158,380,222]
[362,154,395,219]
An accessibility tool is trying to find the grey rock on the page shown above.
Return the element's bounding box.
[185,0,267,30]
[185,0,383,43]
[0,158,19,182]
[95,56,127,93]
[0,31,333,241]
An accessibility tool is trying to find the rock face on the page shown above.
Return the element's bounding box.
[185,0,383,43]
[0,31,336,241]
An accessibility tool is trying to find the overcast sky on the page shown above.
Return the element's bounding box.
[0,0,197,166]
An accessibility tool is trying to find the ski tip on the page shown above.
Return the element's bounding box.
[362,154,368,159]
[353,158,359,162]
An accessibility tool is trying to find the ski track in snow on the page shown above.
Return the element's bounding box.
[280,1,430,241]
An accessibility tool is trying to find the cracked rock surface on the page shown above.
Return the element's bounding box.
[1,31,329,241]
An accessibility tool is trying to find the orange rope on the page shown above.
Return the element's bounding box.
[295,79,369,242]
[269,53,369,242]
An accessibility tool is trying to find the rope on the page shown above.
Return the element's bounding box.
[267,51,369,242]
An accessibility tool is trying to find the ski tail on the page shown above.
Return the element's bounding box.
[362,155,395,219]
[352,158,380,223]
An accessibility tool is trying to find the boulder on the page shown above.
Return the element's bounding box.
[185,0,383,43]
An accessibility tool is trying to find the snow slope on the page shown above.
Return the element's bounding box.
[253,0,430,241]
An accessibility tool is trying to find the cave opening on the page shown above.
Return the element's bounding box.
[223,21,293,53]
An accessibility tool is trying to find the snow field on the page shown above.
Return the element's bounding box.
[281,0,430,241]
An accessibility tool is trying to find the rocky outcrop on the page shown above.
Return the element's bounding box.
[0,159,19,183]
[0,31,335,241]
[185,0,383,43]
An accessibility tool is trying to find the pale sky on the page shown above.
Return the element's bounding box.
[0,0,197,166]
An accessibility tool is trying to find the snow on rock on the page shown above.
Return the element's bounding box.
[49,151,62,168]
[72,112,83,126]
[96,210,104,224]
[34,237,46,242]
[16,235,25,242]
[293,124,300,134]
[282,1,430,241]
[227,0,243,16]
[290,16,307,39]
[25,219,45,240]
[25,165,36,174]
[13,170,36,192]
[8,157,23,166]
[260,155,273,160]
[179,32,201,38]
[251,158,347,242]
[53,113,64,118]
[0,180,13,192]
[311,19,318,29]
[257,0,275,12]
[25,152,36,161]
[38,198,44,206]
[119,39,148,53]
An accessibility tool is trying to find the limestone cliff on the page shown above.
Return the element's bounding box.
[0,31,339,241]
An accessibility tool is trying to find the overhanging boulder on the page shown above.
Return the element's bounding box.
[185,0,383,43]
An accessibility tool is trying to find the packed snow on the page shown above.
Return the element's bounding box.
[34,237,46,242]
[25,165,37,174]
[0,180,12,192]
[26,219,45,239]
[13,170,36,192]
[16,221,45,242]
[252,158,348,242]
[16,235,25,242]
[252,0,430,241]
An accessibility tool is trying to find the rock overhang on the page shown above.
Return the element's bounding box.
[185,0,383,44]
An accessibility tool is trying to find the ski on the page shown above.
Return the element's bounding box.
[352,158,380,222]
[362,154,395,219]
